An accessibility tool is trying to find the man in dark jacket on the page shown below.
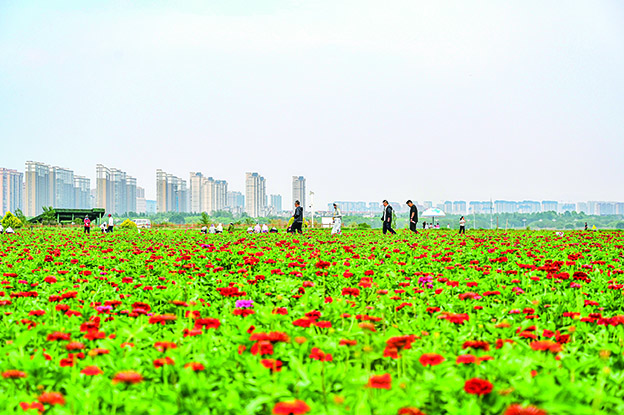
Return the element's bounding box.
[406,200,418,234]
[292,200,303,234]
[381,200,396,235]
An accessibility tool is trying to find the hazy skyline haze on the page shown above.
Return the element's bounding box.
[1,0,623,207]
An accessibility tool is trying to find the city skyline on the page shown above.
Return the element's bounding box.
[3,159,623,217]
[3,160,624,217]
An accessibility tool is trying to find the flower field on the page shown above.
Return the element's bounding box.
[1,228,623,415]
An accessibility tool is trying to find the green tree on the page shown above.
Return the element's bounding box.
[2,211,22,229]
[41,206,57,225]
[199,212,211,226]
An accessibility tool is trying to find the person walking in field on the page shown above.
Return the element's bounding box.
[83,215,91,234]
[107,214,114,233]
[291,201,304,234]
[331,203,342,235]
[459,216,466,234]
[406,200,418,234]
[381,200,396,235]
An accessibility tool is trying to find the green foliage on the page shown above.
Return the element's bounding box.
[357,222,372,229]
[168,213,185,224]
[616,222,624,230]
[198,212,211,226]
[119,219,138,229]
[0,229,621,414]
[40,206,57,225]
[1,211,22,229]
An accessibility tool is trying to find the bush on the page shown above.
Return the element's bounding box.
[2,211,22,229]
[357,223,372,229]
[119,219,138,229]
[616,222,624,230]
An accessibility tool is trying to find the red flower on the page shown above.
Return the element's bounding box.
[2,369,27,379]
[154,341,177,352]
[261,359,283,372]
[37,392,65,406]
[184,362,205,371]
[250,341,274,356]
[367,373,391,389]
[398,408,426,415]
[273,399,311,414]
[154,357,175,368]
[81,366,103,376]
[112,371,143,384]
[309,347,333,362]
[47,332,71,342]
[504,404,547,415]
[456,354,477,365]
[339,339,357,346]
[530,341,562,353]
[419,353,445,366]
[194,317,220,329]
[341,287,360,296]
[19,402,45,412]
[464,378,493,395]
[462,340,490,351]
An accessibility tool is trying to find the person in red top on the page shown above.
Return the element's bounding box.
[83,216,91,234]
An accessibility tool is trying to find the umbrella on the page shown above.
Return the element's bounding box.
[421,208,446,227]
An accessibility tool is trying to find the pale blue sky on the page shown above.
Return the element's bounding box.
[1,1,623,206]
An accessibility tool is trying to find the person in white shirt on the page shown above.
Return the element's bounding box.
[459,216,466,234]
[5,227,14,234]
[247,226,253,233]
[0,224,4,234]
[209,224,216,234]
[107,214,114,233]
[261,224,269,233]
[216,223,223,234]
[201,226,208,234]
[100,223,107,233]
[331,203,342,235]
[254,223,261,233]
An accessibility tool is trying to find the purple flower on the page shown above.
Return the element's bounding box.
[235,300,254,308]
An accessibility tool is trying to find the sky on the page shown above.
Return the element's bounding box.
[1,0,623,208]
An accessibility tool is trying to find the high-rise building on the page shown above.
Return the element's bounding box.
[0,168,23,216]
[136,187,147,214]
[227,191,245,214]
[245,172,266,218]
[443,201,453,213]
[25,161,92,216]
[560,203,576,213]
[494,200,518,214]
[156,170,188,213]
[469,201,492,214]
[214,180,228,212]
[73,176,91,209]
[542,200,558,212]
[597,202,616,216]
[518,200,541,214]
[292,176,306,211]
[452,201,466,215]
[270,194,283,213]
[423,201,433,210]
[96,164,137,215]
[188,172,228,214]
[52,166,75,208]
[189,172,203,213]
[577,202,588,214]
[25,161,52,217]
[146,200,157,214]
